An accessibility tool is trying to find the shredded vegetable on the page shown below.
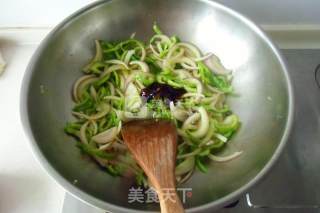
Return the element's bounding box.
[65,24,241,186]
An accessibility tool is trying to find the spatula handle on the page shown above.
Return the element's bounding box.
[121,120,185,213]
[157,189,184,213]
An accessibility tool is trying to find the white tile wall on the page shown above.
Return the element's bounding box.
[0,0,319,28]
[215,0,320,25]
[0,0,95,27]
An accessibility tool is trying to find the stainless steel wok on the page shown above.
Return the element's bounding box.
[20,0,294,212]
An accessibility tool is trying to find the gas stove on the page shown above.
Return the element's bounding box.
[62,50,320,213]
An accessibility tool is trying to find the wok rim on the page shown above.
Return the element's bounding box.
[20,0,295,212]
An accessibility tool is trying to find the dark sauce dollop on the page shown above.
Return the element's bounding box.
[141,82,186,103]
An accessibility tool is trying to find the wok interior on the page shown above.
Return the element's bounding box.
[25,0,291,211]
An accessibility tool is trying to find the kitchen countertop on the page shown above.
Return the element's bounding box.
[0,29,65,213]
[0,26,319,213]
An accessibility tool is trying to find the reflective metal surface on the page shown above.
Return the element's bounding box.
[63,50,319,213]
[217,49,320,213]
[21,0,293,212]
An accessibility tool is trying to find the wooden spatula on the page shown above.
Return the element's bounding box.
[121,119,184,213]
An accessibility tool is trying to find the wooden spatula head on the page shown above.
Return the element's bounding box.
[122,119,184,213]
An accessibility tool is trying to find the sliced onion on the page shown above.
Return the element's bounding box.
[124,50,135,64]
[185,78,203,94]
[205,140,215,146]
[200,130,214,146]
[116,88,124,98]
[100,64,124,77]
[125,82,142,111]
[98,141,114,150]
[103,96,122,101]
[177,149,201,159]
[108,82,115,96]
[194,52,214,61]
[180,58,198,70]
[169,102,189,121]
[176,42,201,59]
[92,127,118,144]
[162,59,170,70]
[119,73,126,91]
[177,168,194,184]
[135,78,145,90]
[171,48,185,61]
[83,40,103,71]
[114,110,125,121]
[207,85,224,94]
[124,72,137,90]
[189,107,209,138]
[182,112,200,130]
[166,44,181,59]
[79,121,89,144]
[105,59,129,69]
[73,75,98,102]
[181,63,198,70]
[129,61,149,73]
[210,93,225,109]
[208,151,243,162]
[151,34,172,44]
[135,42,146,61]
[115,106,150,122]
[150,35,172,59]
[177,128,188,139]
[204,53,231,75]
[163,49,185,69]
[90,120,98,135]
[149,44,161,58]
[186,124,198,130]
[124,106,150,120]
[175,156,195,176]
[201,95,217,104]
[173,69,193,79]
[93,40,103,61]
[214,133,228,143]
[117,121,122,132]
[72,104,110,120]
[90,86,97,101]
[156,42,163,52]
[172,57,198,70]
[182,93,204,98]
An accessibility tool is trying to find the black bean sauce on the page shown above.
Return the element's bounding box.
[141,82,186,103]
